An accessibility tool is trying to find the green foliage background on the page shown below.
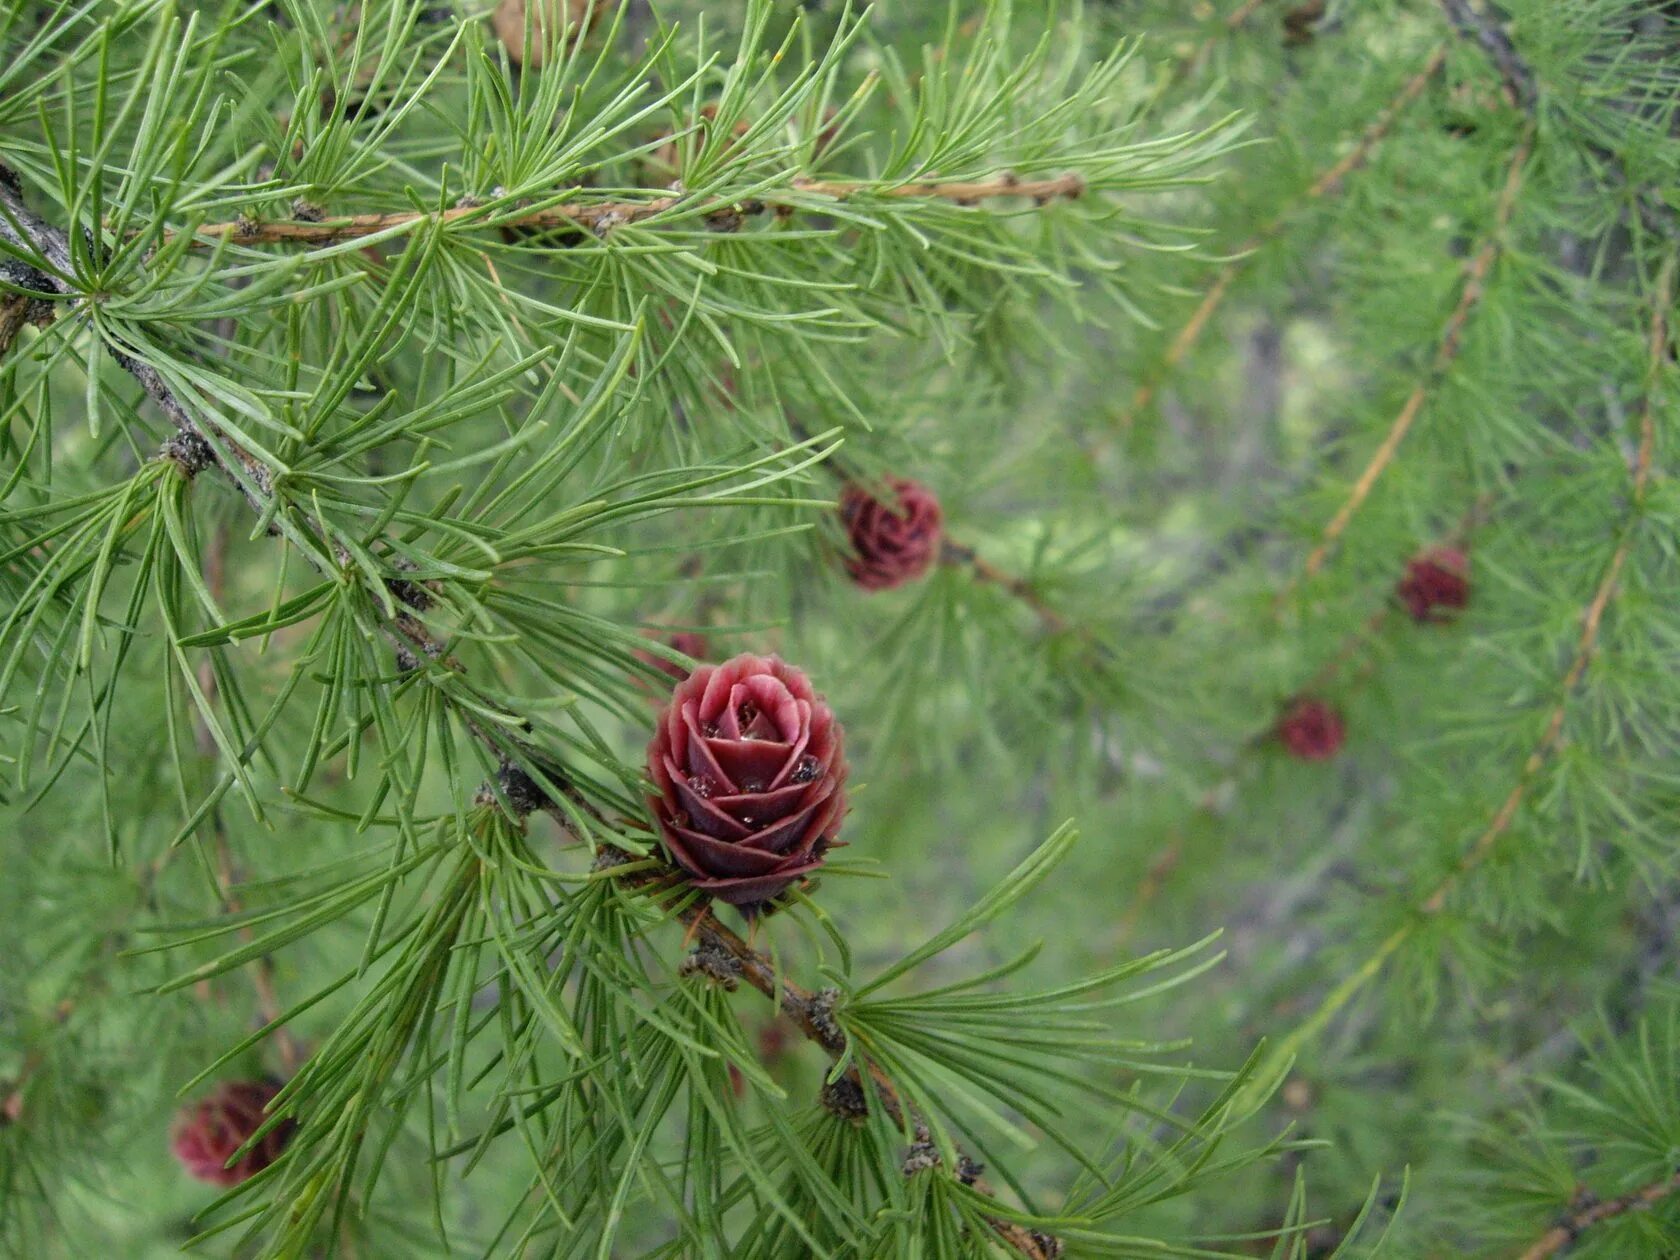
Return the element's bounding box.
[1,0,1677,1256]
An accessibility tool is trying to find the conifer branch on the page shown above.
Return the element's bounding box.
[1439,0,1677,236]
[1119,498,1488,950]
[1293,494,1493,692]
[181,173,1088,249]
[1246,251,1673,1104]
[1295,123,1533,582]
[28,4,1680,1251]
[0,168,274,517]
[941,539,1074,638]
[582,844,1064,1259]
[5,163,1062,1253]
[1117,44,1449,430]
[1516,1171,1680,1260]
[1419,251,1670,906]
[495,748,1065,1252]
[15,7,1667,1247]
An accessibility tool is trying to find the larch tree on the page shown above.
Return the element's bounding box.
[0,2,1676,1258]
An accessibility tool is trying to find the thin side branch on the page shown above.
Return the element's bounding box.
[1438,0,1676,236]
[1296,494,1494,694]
[1295,124,1533,583]
[941,539,1073,638]
[0,166,274,516]
[1117,43,1448,430]
[1516,1170,1680,1260]
[183,173,1087,249]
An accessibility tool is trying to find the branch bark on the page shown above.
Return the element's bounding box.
[180,173,1087,249]
[0,292,50,358]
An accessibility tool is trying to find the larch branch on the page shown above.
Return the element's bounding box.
[5,163,1061,1260]
[1419,250,1670,909]
[181,173,1087,249]
[1116,43,1448,431]
[0,167,277,518]
[1516,1170,1680,1260]
[1119,498,1489,952]
[1295,123,1533,584]
[941,538,1074,638]
[1251,253,1673,1100]
[564,843,1062,1259]
[1439,0,1676,236]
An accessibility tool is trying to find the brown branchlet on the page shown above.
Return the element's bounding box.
[819,1075,869,1121]
[678,940,744,991]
